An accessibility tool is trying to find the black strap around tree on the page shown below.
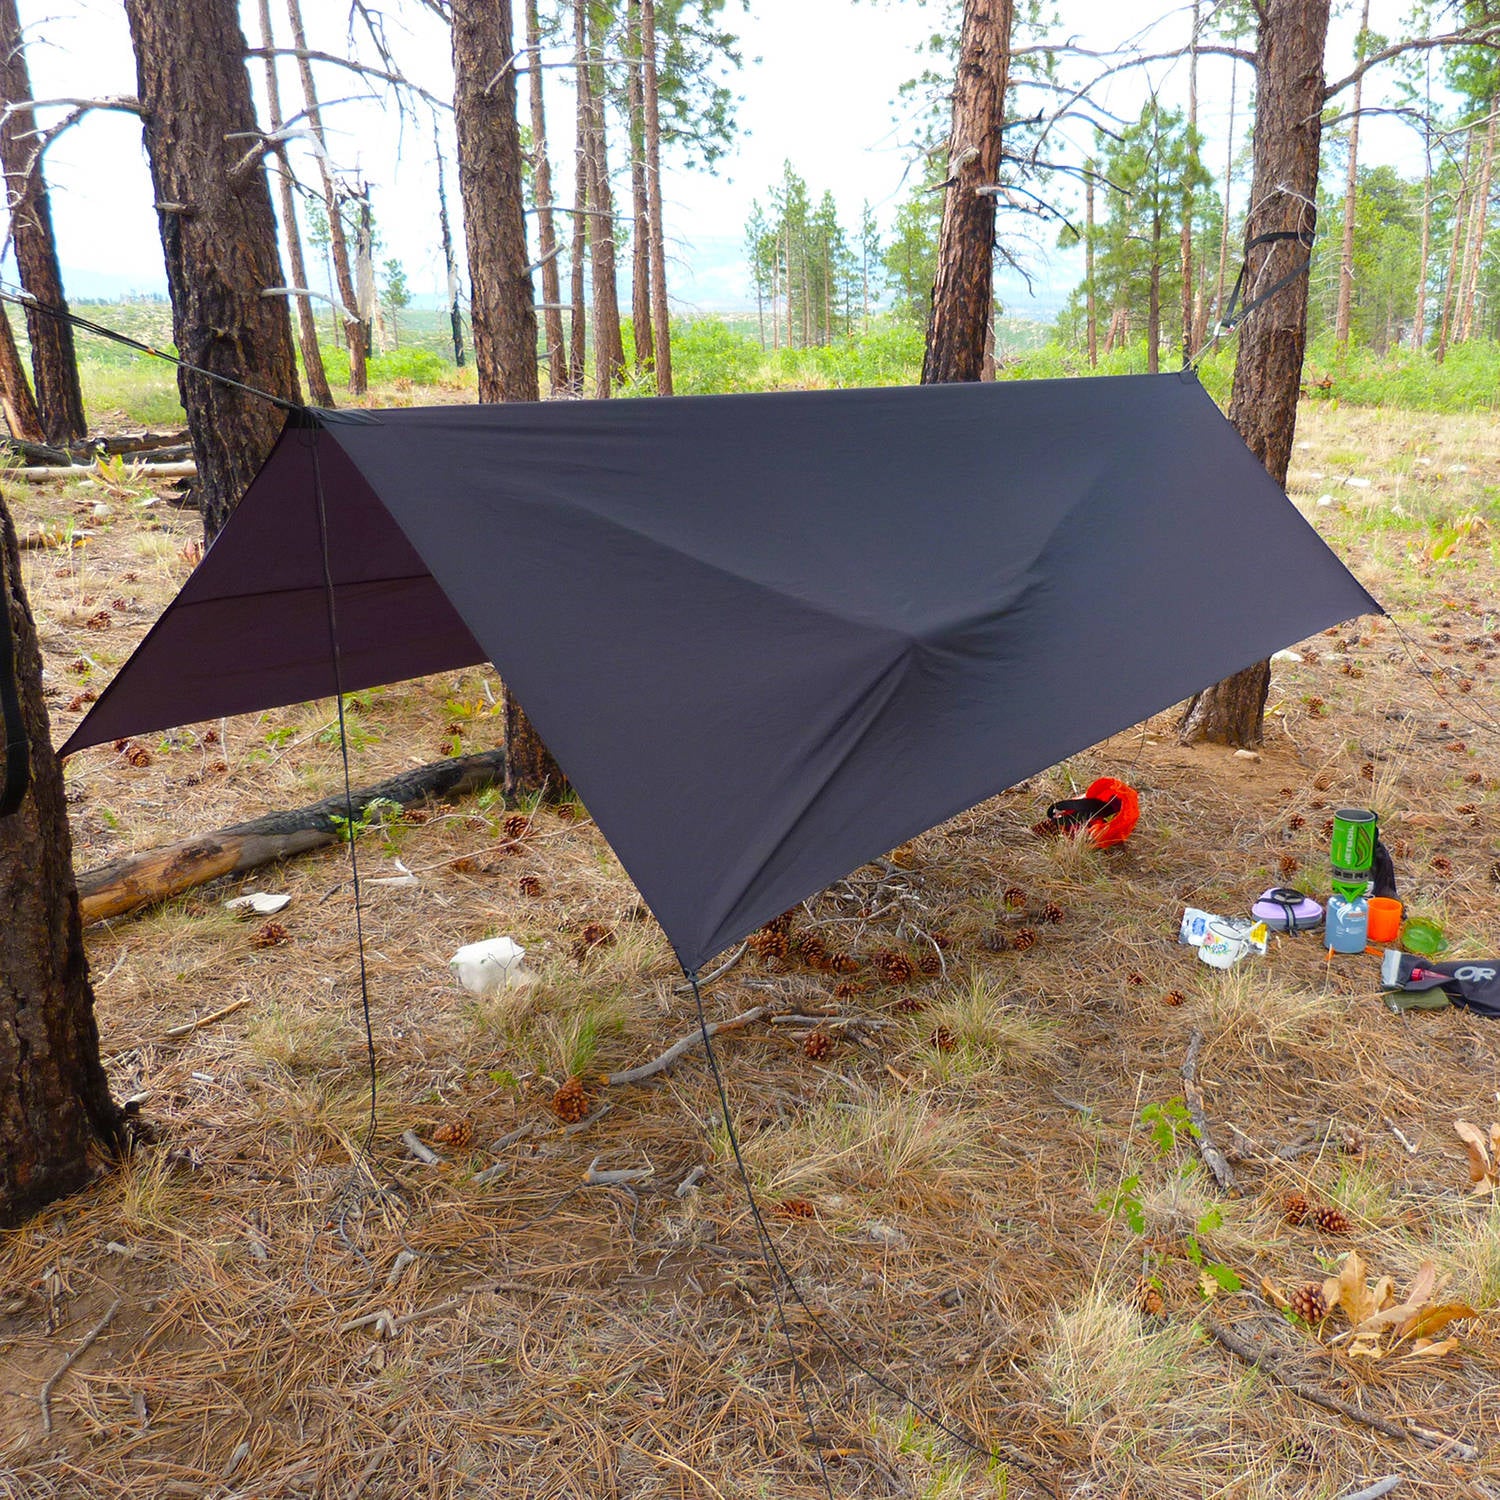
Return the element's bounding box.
[1219,218,1318,334]
[0,541,30,818]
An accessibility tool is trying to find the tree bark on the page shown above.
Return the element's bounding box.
[584,0,625,396]
[1414,122,1433,349]
[451,0,539,405]
[255,0,333,408]
[1213,55,1238,335]
[77,749,508,926]
[123,0,301,541]
[641,0,671,392]
[1085,166,1097,366]
[525,0,567,389]
[284,0,367,395]
[0,496,120,1226]
[625,0,654,376]
[1178,0,1198,367]
[921,0,1014,385]
[1333,0,1369,350]
[0,0,87,445]
[568,0,590,392]
[1180,0,1330,748]
[451,0,566,801]
[0,305,43,442]
[1436,127,1475,364]
[1457,99,1496,344]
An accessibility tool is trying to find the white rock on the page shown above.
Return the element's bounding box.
[1271,649,1304,663]
[450,936,529,995]
[1346,477,1372,489]
[225,892,292,915]
[1317,494,1335,507]
[1233,749,1261,761]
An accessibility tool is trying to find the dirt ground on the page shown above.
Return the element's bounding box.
[2,401,1500,1499]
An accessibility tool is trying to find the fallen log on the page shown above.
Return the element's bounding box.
[12,460,197,483]
[76,748,507,925]
[71,429,190,459]
[1,436,72,466]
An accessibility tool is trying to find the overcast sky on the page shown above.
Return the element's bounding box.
[11,0,1444,320]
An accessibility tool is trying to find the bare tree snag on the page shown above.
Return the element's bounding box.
[1179,0,1199,366]
[0,0,88,445]
[524,0,566,390]
[123,0,301,541]
[922,0,1014,385]
[1180,0,1330,748]
[74,749,509,925]
[568,0,590,392]
[433,122,466,368]
[255,0,333,409]
[284,0,367,395]
[1457,99,1496,344]
[641,0,671,392]
[0,496,120,1226]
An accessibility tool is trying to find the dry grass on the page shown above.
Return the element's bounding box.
[2,403,1500,1497]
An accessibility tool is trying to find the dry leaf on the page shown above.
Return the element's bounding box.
[1347,1330,1385,1360]
[1454,1120,1498,1194]
[1261,1275,1290,1312]
[1400,1302,1479,1342]
[1397,1336,1460,1361]
[1355,1260,1442,1335]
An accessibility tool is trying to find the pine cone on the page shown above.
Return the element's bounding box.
[917,949,942,976]
[1281,1436,1316,1465]
[980,929,1010,953]
[749,927,791,961]
[1289,1283,1328,1324]
[1310,1204,1350,1235]
[1320,818,1336,840]
[765,909,797,935]
[124,742,153,768]
[251,921,291,948]
[1030,818,1063,839]
[1287,814,1306,831]
[1456,802,1477,816]
[572,922,616,962]
[1465,770,1484,785]
[518,874,543,898]
[1126,971,1147,987]
[833,980,863,999]
[1133,1279,1165,1317]
[1162,990,1186,1007]
[1431,854,1453,874]
[552,1076,591,1123]
[503,813,530,840]
[893,994,925,1014]
[1339,1127,1366,1157]
[778,1197,816,1219]
[803,1030,834,1061]
[1282,1191,1309,1226]
[795,933,830,969]
[431,1119,474,1150]
[1002,886,1028,910]
[1009,927,1038,952]
[1278,854,1300,878]
[1313,770,1335,791]
[827,950,861,975]
[554,801,583,822]
[873,948,915,983]
[929,1025,957,1053]
[1360,761,1375,780]
[1037,901,1065,925]
[931,930,953,950]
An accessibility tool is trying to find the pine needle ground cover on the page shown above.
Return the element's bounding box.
[2,403,1500,1498]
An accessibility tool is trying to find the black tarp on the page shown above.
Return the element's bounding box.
[64,374,1380,971]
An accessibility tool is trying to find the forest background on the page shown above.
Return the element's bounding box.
[11,0,1500,423]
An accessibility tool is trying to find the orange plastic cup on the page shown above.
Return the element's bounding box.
[1366,897,1403,944]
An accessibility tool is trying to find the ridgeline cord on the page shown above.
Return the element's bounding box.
[687,970,1044,1491]
[306,428,379,1152]
[0,283,306,415]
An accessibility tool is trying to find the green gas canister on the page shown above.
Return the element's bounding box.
[1330,807,1377,902]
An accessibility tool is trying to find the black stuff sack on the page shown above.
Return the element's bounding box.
[1381,950,1500,1018]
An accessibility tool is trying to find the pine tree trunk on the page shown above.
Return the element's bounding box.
[585,1,625,396]
[568,0,590,392]
[1414,131,1432,349]
[640,0,671,392]
[0,496,121,1226]
[123,0,301,541]
[1458,99,1497,344]
[625,0,654,375]
[451,0,565,802]
[284,0,367,395]
[525,0,567,390]
[1180,0,1329,748]
[1213,58,1238,331]
[1333,0,1369,350]
[922,0,1014,385]
[1436,128,1475,364]
[0,306,43,442]
[1178,0,1198,367]
[434,124,467,367]
[0,0,87,445]
[255,0,333,408]
[1085,167,1097,366]
[1147,214,1162,374]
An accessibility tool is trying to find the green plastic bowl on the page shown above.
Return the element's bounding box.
[1400,916,1448,957]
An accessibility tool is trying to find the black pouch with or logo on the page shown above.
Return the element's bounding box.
[1382,950,1500,1018]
